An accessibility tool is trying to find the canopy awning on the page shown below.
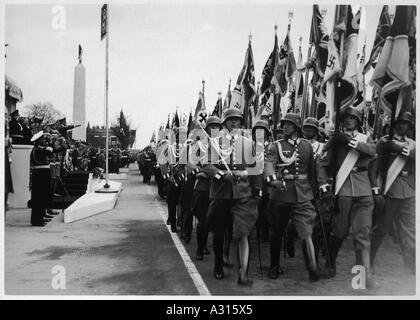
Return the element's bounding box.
[5,75,23,102]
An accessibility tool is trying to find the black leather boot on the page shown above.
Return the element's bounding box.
[269,236,284,279]
[213,236,224,280]
[301,239,320,282]
[325,235,343,278]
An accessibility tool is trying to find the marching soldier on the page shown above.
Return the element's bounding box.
[302,117,331,263]
[142,146,155,184]
[302,117,324,160]
[29,131,54,226]
[154,139,167,199]
[190,115,222,260]
[205,108,259,285]
[178,132,195,242]
[370,111,415,274]
[264,113,322,282]
[160,126,184,232]
[318,107,376,287]
[252,119,272,242]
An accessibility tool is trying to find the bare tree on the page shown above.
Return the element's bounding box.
[24,102,63,127]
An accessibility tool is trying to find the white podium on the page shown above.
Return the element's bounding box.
[9,144,33,209]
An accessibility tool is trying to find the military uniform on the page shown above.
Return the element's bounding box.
[9,111,25,145]
[264,137,318,273]
[264,113,324,281]
[371,112,415,273]
[302,117,329,263]
[189,118,221,258]
[205,110,259,282]
[142,147,155,184]
[159,136,184,232]
[30,132,53,226]
[319,107,376,279]
[252,120,272,242]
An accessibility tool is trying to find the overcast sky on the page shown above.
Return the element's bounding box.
[5,1,387,148]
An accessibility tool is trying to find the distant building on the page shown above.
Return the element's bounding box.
[86,125,117,148]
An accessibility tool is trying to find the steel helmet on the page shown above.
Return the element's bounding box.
[205,115,222,129]
[302,117,320,130]
[222,108,243,124]
[252,119,270,135]
[395,111,414,126]
[280,113,302,129]
[341,106,362,125]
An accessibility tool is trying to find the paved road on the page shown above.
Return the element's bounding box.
[4,164,415,296]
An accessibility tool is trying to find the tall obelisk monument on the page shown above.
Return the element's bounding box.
[72,44,86,141]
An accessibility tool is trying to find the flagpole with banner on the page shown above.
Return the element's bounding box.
[294,37,302,114]
[97,3,117,193]
[302,46,313,119]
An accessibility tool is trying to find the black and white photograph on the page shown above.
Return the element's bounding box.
[2,0,417,301]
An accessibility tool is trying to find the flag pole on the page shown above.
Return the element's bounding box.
[302,43,313,119]
[202,79,205,107]
[294,37,302,114]
[97,3,117,193]
[273,24,279,134]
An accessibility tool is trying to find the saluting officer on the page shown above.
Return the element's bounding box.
[189,115,222,260]
[264,113,321,282]
[318,107,376,287]
[29,131,54,226]
[370,111,415,274]
[205,108,259,285]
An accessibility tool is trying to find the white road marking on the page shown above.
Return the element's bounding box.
[146,185,211,296]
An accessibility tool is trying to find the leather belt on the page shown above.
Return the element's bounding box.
[283,174,308,180]
[32,165,50,169]
[350,167,367,173]
[220,169,248,176]
[215,164,247,171]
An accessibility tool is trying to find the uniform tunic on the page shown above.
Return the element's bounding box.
[205,128,258,238]
[374,134,415,253]
[263,137,317,239]
[318,131,376,250]
[30,145,53,224]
